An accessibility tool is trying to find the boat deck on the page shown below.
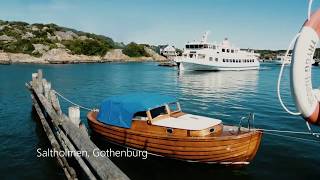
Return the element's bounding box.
[152,114,222,131]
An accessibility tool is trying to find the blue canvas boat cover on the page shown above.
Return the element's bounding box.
[97,92,177,128]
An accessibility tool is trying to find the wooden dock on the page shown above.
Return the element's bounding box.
[26,69,129,180]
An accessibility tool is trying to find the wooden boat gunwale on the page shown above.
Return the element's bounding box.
[87,97,263,164]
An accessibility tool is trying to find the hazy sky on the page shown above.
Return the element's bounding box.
[0,0,319,49]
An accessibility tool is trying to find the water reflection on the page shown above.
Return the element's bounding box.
[178,70,259,100]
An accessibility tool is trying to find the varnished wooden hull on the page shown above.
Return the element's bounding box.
[87,111,262,164]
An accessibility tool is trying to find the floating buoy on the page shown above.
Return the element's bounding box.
[291,9,320,125]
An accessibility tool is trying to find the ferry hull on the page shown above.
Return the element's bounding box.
[179,61,260,71]
[87,111,262,165]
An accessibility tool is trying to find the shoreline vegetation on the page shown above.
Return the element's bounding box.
[2,19,319,65]
[0,20,167,64]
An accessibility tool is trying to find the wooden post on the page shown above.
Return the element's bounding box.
[42,79,51,99]
[37,70,43,93]
[32,73,38,88]
[37,69,43,81]
[68,106,80,126]
[50,90,62,115]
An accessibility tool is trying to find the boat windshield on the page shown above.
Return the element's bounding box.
[150,102,181,119]
[150,106,168,119]
[133,102,181,121]
[168,102,181,113]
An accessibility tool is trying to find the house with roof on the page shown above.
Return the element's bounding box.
[159,45,177,57]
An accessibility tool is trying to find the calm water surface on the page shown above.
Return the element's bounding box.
[0,62,320,180]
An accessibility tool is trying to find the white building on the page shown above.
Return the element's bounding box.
[159,45,177,57]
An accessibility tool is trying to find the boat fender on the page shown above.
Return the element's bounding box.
[291,9,320,125]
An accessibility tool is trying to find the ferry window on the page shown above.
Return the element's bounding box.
[233,59,235,63]
[215,58,218,62]
[227,49,230,53]
[199,44,204,48]
[226,59,228,62]
[150,106,168,119]
[186,45,190,49]
[198,54,205,59]
[204,44,208,48]
[222,49,225,52]
[190,45,194,49]
[209,57,213,61]
[231,49,234,53]
[212,45,216,49]
[223,59,225,62]
[195,45,199,49]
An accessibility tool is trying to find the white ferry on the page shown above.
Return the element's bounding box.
[274,54,315,65]
[274,54,291,65]
[175,32,260,71]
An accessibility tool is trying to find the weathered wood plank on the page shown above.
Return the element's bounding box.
[31,93,77,180]
[31,83,129,180]
[57,131,97,180]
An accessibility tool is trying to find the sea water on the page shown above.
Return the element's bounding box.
[0,62,319,179]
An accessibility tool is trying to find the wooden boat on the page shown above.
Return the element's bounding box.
[87,93,262,165]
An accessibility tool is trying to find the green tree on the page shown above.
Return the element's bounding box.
[123,42,149,57]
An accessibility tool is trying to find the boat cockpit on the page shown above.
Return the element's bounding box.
[133,102,222,131]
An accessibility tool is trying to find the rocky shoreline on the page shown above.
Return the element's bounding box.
[0,48,168,65]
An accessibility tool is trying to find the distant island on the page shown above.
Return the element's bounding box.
[1,19,320,65]
[0,20,167,64]
[254,48,320,60]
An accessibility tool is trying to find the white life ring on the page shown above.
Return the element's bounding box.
[291,9,320,125]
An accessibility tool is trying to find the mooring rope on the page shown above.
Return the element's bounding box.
[54,90,320,142]
[256,128,320,136]
[54,90,94,111]
[276,0,320,138]
[277,32,301,116]
[263,132,320,143]
[308,0,314,21]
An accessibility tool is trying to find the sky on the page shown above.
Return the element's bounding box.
[0,0,319,50]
